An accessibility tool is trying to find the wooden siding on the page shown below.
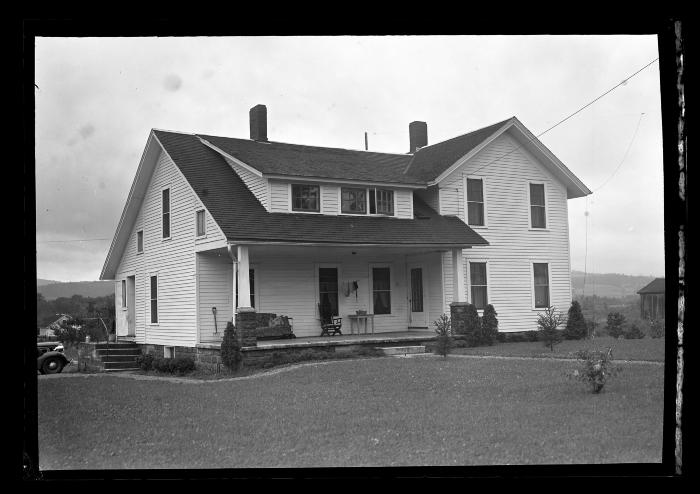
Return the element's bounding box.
[224,156,269,210]
[114,148,226,347]
[197,251,233,343]
[268,178,413,218]
[438,131,573,332]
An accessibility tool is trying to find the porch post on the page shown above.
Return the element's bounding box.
[237,245,252,310]
[451,248,466,303]
[232,258,239,320]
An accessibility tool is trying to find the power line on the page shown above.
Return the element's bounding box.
[591,113,645,192]
[37,238,110,244]
[467,57,659,178]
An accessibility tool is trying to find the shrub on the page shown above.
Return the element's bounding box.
[564,300,587,340]
[151,357,195,375]
[135,353,155,371]
[569,347,621,393]
[463,304,482,347]
[432,314,452,357]
[623,321,645,339]
[536,306,565,351]
[606,312,627,339]
[480,305,499,346]
[647,318,665,338]
[220,321,242,371]
[525,330,539,342]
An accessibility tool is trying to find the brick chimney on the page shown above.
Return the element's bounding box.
[249,104,268,141]
[409,121,427,153]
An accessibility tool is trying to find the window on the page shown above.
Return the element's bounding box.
[121,280,127,308]
[529,183,546,228]
[469,262,488,310]
[235,269,256,308]
[466,178,485,226]
[162,188,171,238]
[318,268,339,317]
[137,230,143,253]
[369,188,394,215]
[341,188,367,214]
[150,275,158,323]
[372,267,391,314]
[164,346,174,358]
[196,210,206,237]
[291,184,320,212]
[533,263,550,308]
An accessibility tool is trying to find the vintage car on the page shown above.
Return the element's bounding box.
[37,341,71,374]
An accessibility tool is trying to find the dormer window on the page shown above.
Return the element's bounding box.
[291,184,320,212]
[369,188,394,215]
[341,188,367,214]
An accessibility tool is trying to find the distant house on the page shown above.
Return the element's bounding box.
[637,278,665,320]
[100,104,591,354]
[38,314,71,337]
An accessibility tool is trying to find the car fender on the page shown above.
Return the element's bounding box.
[37,351,70,370]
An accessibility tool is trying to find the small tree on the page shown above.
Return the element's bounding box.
[569,347,620,393]
[537,306,565,351]
[606,312,627,339]
[647,317,665,338]
[432,314,452,357]
[220,321,242,371]
[564,300,587,340]
[464,304,482,347]
[480,304,499,346]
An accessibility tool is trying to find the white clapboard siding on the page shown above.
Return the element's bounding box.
[322,184,340,215]
[114,148,226,347]
[269,179,290,212]
[394,189,414,218]
[197,251,233,343]
[224,156,269,209]
[439,131,573,332]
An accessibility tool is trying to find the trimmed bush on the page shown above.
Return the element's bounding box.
[606,312,627,339]
[151,356,196,375]
[564,300,588,340]
[135,353,155,371]
[432,314,452,357]
[536,306,565,351]
[480,305,499,346]
[569,347,621,393]
[220,321,242,371]
[464,304,482,347]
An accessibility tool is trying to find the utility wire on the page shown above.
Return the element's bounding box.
[37,238,110,244]
[466,57,659,178]
[591,113,645,192]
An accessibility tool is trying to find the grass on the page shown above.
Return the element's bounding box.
[38,354,664,469]
[451,336,666,362]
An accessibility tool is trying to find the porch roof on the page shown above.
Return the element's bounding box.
[154,130,488,248]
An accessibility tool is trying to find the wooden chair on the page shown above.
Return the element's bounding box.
[318,303,342,336]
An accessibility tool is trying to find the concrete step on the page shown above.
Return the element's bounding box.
[376,345,426,356]
[101,355,140,363]
[97,348,142,356]
[103,361,141,370]
[94,342,139,349]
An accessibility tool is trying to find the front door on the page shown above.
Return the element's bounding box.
[127,276,136,336]
[408,264,427,328]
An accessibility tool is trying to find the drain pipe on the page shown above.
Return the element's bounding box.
[212,307,218,334]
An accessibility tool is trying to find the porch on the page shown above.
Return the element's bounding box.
[195,243,466,343]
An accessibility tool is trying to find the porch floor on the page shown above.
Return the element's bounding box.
[253,330,436,350]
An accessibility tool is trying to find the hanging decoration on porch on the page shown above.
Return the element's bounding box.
[353,281,359,301]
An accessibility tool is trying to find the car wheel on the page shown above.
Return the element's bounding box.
[42,357,64,374]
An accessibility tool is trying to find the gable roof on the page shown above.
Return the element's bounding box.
[199,134,420,185]
[151,129,487,247]
[403,118,512,182]
[637,278,665,294]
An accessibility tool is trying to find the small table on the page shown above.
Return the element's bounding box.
[348,314,375,335]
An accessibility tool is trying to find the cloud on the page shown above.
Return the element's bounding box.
[79,123,95,139]
[163,73,183,92]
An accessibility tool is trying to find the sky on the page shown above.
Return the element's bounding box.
[34,35,664,282]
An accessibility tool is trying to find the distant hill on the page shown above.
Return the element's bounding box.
[37,278,62,287]
[37,280,114,300]
[572,271,658,298]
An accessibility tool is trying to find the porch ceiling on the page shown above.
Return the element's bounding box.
[245,244,451,258]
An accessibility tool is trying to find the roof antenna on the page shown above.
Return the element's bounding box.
[364,131,368,151]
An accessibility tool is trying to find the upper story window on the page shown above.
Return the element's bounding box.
[529,183,546,228]
[137,230,143,253]
[291,184,320,212]
[466,178,485,226]
[369,188,394,215]
[341,188,367,214]
[162,188,171,238]
[196,209,206,237]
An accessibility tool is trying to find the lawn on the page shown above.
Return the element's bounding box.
[452,336,666,362]
[37,354,664,469]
